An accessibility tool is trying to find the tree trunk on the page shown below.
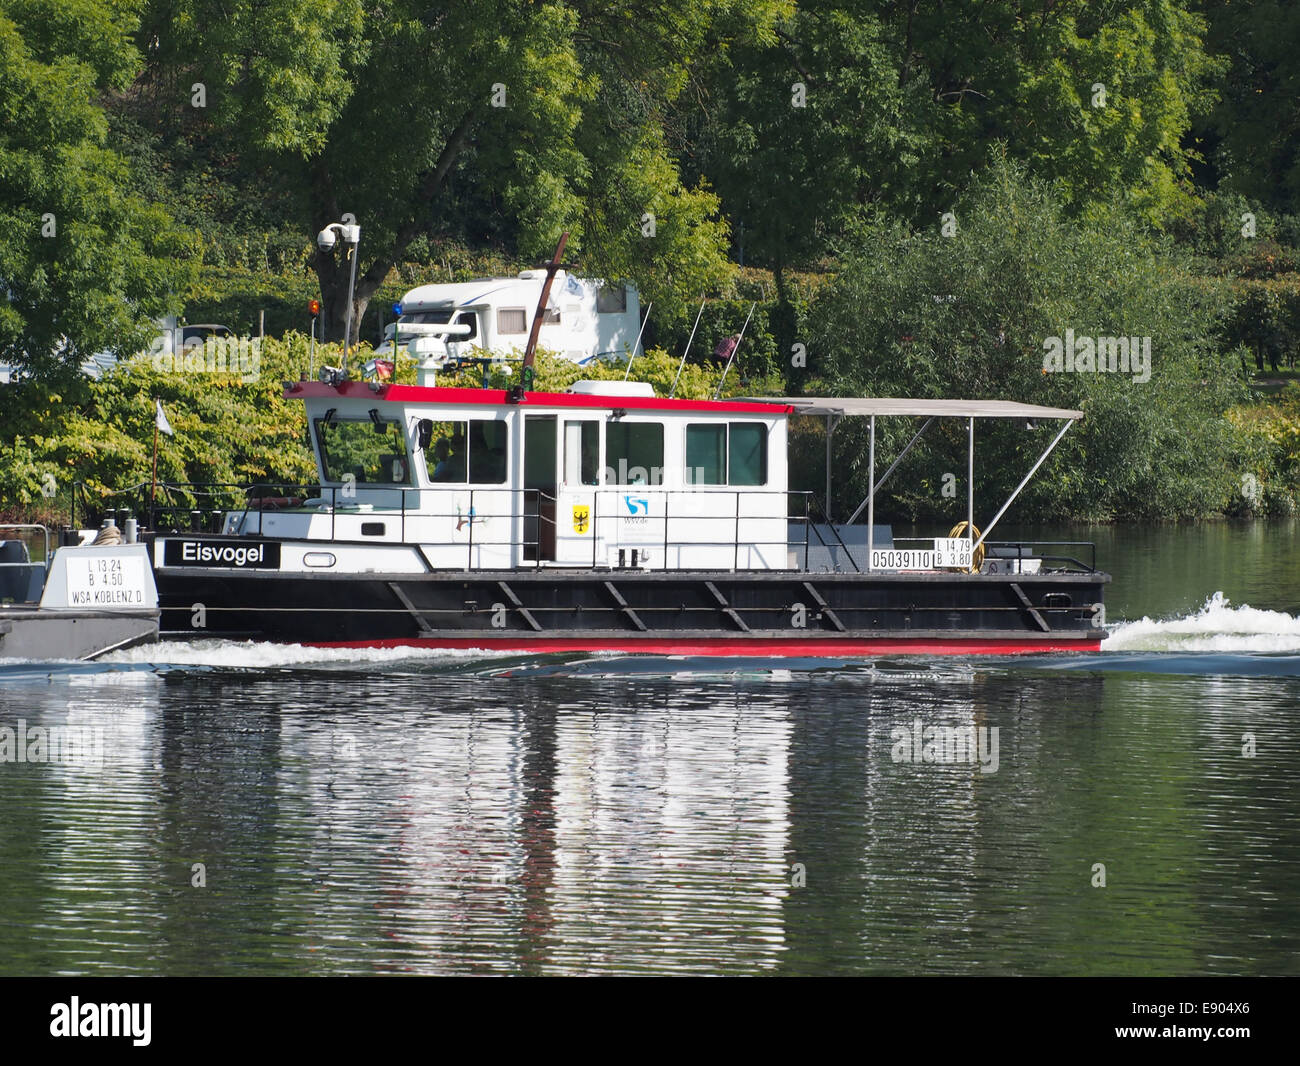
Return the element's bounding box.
[772,257,797,385]
[309,111,477,347]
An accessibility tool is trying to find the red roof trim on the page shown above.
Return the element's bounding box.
[283,380,790,415]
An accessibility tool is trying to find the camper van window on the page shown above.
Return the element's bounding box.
[426,419,509,484]
[405,308,478,342]
[728,422,767,485]
[497,308,527,335]
[452,311,478,341]
[685,424,727,485]
[596,284,627,314]
[315,417,412,486]
[606,422,663,485]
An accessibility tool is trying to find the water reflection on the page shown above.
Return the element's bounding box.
[0,662,1297,975]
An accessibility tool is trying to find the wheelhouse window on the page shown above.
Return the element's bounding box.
[685,424,726,485]
[605,421,663,485]
[564,420,600,486]
[684,422,767,486]
[425,418,509,484]
[729,423,767,485]
[315,414,412,486]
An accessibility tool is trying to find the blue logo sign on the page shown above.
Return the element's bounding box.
[624,496,649,515]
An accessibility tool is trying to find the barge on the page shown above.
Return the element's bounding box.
[1,525,159,660]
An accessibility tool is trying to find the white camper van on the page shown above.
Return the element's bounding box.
[375,271,642,379]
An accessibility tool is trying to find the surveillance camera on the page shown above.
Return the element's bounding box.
[317,227,337,251]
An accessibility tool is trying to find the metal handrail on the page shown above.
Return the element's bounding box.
[0,523,51,568]
[72,480,1101,575]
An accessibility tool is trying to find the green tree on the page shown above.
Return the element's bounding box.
[0,0,191,379]
[697,0,1222,325]
[806,158,1243,522]
[1196,0,1300,216]
[141,0,782,344]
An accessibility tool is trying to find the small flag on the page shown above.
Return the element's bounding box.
[155,399,174,437]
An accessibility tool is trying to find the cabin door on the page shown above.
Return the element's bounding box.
[556,417,601,565]
[523,415,557,562]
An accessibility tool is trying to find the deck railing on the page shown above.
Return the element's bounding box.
[0,524,51,604]
[70,481,1097,574]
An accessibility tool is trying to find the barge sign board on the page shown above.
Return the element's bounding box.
[66,553,151,607]
[163,539,281,569]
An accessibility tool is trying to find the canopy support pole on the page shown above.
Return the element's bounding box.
[824,414,843,521]
[967,417,975,552]
[866,415,876,570]
[846,416,934,525]
[972,419,1075,553]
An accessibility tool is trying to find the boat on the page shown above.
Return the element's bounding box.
[1,524,159,660]
[83,373,1105,656]
[67,244,1108,658]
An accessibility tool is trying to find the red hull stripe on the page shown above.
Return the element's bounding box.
[285,381,789,415]
[306,636,1101,656]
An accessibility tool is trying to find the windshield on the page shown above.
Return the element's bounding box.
[396,307,478,341]
[315,416,412,485]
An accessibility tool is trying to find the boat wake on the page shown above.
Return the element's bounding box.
[100,639,519,670]
[1101,592,1300,653]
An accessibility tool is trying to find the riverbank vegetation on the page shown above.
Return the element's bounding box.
[2,0,1300,523]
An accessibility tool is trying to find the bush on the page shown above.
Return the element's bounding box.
[804,159,1246,522]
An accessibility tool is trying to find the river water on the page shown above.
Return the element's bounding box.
[1,521,1298,976]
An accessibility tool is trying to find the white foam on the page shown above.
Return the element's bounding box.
[100,639,516,669]
[1102,591,1300,653]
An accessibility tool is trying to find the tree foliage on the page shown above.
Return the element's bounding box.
[806,158,1245,522]
[139,0,785,342]
[0,0,191,379]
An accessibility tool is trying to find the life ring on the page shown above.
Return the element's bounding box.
[946,521,985,573]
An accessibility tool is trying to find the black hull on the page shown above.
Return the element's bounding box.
[154,566,1109,655]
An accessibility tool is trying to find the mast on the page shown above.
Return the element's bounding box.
[508,232,569,404]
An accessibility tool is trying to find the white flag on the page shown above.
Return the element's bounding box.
[155,399,174,437]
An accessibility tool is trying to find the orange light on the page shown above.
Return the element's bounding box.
[308,299,321,316]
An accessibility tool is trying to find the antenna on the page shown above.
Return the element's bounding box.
[669,298,706,398]
[509,232,569,404]
[622,301,652,381]
[713,301,756,400]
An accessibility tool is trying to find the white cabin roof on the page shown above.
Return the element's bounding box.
[745,396,1084,420]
